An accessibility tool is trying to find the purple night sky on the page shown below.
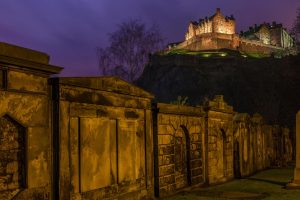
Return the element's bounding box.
[0,0,299,76]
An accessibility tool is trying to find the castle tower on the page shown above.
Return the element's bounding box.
[185,8,236,41]
[211,8,235,35]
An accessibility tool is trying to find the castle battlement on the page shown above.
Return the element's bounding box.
[185,8,235,40]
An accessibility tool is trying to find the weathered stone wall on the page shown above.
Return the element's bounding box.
[233,114,252,177]
[271,126,293,167]
[239,38,282,55]
[262,125,274,168]
[255,25,271,45]
[51,77,154,200]
[233,113,293,178]
[0,42,62,200]
[153,103,205,197]
[205,95,234,184]
[180,33,239,51]
[152,95,293,197]
[0,41,295,200]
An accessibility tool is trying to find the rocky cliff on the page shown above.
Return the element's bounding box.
[136,54,300,131]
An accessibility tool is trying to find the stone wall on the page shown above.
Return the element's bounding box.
[233,114,293,178]
[205,95,234,184]
[0,42,62,200]
[153,95,293,197]
[239,38,282,55]
[0,41,294,200]
[51,77,154,200]
[153,103,205,197]
[179,33,239,51]
[255,25,271,45]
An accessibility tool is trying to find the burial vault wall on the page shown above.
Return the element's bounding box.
[0,41,294,200]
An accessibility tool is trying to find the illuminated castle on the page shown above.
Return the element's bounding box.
[170,8,296,55]
[185,8,236,40]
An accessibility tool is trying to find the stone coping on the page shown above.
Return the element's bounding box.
[0,42,49,64]
[157,103,205,116]
[52,76,155,99]
[0,42,62,74]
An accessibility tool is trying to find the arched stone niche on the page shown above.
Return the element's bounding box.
[0,115,26,199]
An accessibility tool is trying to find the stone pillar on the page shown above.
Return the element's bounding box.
[287,110,300,188]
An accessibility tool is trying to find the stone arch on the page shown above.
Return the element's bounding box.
[220,128,227,177]
[180,125,192,186]
[174,125,191,189]
[0,114,26,199]
[233,139,241,178]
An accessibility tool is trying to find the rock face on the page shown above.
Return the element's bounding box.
[137,54,300,132]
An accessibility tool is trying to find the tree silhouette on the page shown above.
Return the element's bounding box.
[292,7,300,41]
[98,19,164,82]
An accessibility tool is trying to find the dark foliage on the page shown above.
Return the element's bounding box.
[292,7,300,41]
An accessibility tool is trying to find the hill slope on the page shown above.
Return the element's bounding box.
[136,54,300,130]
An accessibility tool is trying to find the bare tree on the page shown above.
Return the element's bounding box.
[292,7,300,41]
[98,19,164,82]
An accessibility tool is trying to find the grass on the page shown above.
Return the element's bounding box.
[162,167,300,200]
[164,49,269,59]
[241,52,269,58]
[165,49,229,58]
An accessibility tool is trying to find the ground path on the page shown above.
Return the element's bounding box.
[163,167,300,200]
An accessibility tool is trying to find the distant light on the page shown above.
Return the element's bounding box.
[242,55,247,58]
[202,54,211,57]
[220,53,227,57]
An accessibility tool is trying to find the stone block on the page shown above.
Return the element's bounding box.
[159,175,175,187]
[158,124,168,135]
[160,115,170,125]
[159,165,175,176]
[191,168,203,177]
[169,115,180,125]
[159,184,176,197]
[80,118,116,192]
[191,150,201,159]
[7,181,18,190]
[70,117,80,193]
[191,143,202,151]
[191,175,204,185]
[118,120,141,183]
[0,180,7,191]
[158,134,174,145]
[159,155,175,166]
[175,175,187,188]
[191,159,203,169]
[159,145,174,155]
[208,158,218,167]
[191,134,200,142]
[27,127,50,188]
[7,70,47,93]
[6,161,18,174]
